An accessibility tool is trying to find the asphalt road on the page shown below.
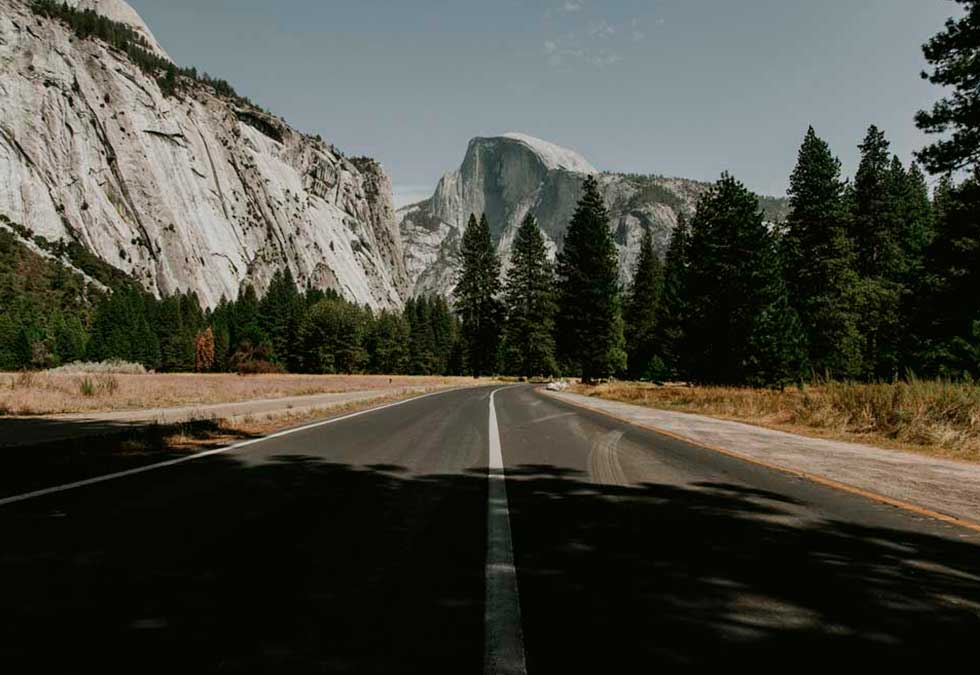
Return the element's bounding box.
[2,385,979,673]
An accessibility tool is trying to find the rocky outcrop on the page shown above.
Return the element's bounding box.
[398,133,717,298]
[0,0,408,308]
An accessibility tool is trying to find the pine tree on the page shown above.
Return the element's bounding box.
[916,0,980,174]
[89,286,158,368]
[231,284,267,358]
[209,298,232,372]
[298,297,369,374]
[900,163,936,272]
[501,215,558,378]
[783,127,863,379]
[651,213,690,380]
[407,296,437,374]
[556,176,626,382]
[912,6,980,377]
[454,214,503,377]
[686,173,805,387]
[429,296,457,375]
[915,178,980,376]
[932,174,956,223]
[156,295,188,372]
[849,127,906,378]
[259,269,302,366]
[369,310,410,374]
[624,226,663,380]
[851,127,903,279]
[53,312,87,365]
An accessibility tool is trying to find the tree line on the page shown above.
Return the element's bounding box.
[448,124,977,386]
[451,3,980,386]
[0,253,466,375]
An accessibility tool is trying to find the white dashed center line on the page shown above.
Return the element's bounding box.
[484,387,528,675]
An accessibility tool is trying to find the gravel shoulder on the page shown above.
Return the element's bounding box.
[548,390,980,527]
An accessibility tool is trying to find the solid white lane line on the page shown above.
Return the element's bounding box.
[0,387,464,508]
[485,387,528,675]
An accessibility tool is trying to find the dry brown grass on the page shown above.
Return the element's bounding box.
[574,380,980,460]
[0,372,475,416]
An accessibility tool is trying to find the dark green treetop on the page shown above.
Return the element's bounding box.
[916,0,980,174]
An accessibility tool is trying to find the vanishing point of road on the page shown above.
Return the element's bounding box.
[2,385,979,672]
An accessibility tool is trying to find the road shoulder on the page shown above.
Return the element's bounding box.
[545,389,980,530]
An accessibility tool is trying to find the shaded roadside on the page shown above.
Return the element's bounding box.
[0,388,463,498]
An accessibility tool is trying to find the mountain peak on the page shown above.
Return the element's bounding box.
[497,132,598,175]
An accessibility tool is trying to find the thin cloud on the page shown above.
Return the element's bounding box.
[588,18,616,39]
[544,38,621,69]
[591,49,622,67]
[631,18,646,42]
[541,7,640,69]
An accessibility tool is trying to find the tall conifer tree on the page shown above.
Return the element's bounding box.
[915,179,980,376]
[783,127,863,379]
[651,213,691,380]
[686,174,805,387]
[851,127,903,279]
[454,214,502,377]
[501,215,558,378]
[849,127,906,378]
[624,227,663,379]
[259,269,302,366]
[556,176,626,382]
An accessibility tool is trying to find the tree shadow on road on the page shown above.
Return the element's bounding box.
[0,417,260,495]
[501,463,980,671]
[0,455,978,672]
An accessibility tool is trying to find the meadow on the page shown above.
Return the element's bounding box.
[0,368,470,416]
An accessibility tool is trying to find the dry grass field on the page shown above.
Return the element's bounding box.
[0,371,473,416]
[574,380,980,460]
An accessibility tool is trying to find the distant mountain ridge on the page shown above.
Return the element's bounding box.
[399,134,789,298]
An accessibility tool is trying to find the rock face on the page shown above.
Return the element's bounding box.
[0,0,408,308]
[398,133,716,298]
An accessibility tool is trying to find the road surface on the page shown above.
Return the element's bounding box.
[1,385,978,672]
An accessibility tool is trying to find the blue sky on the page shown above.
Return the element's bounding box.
[128,0,959,206]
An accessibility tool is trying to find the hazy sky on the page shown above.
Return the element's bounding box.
[128,0,959,206]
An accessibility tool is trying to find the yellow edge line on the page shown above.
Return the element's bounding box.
[540,389,980,534]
